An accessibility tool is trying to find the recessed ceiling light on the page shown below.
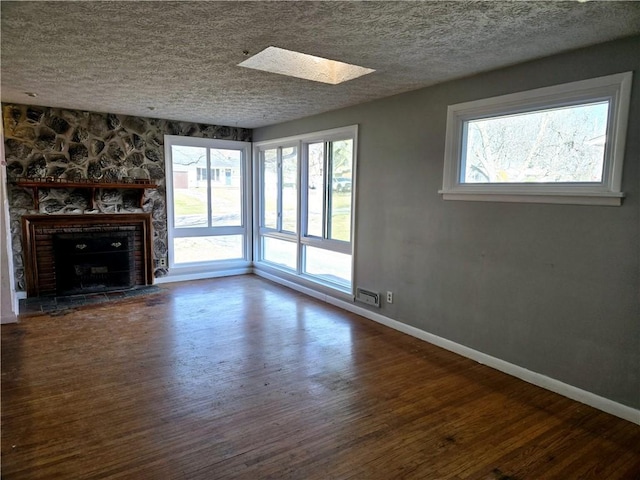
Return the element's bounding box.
[238,46,375,85]
[25,92,38,97]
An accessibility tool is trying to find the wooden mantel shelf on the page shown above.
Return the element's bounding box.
[14,179,158,210]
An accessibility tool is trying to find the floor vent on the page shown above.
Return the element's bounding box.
[355,288,380,307]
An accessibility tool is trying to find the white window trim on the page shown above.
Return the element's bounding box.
[164,135,252,273]
[257,143,299,238]
[253,125,358,293]
[439,72,633,206]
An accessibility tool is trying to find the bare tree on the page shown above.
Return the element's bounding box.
[465,102,608,183]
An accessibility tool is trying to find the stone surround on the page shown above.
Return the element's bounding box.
[2,103,251,291]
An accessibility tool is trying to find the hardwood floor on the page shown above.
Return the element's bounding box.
[2,275,639,479]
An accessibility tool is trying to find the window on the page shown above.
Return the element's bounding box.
[165,136,251,269]
[306,140,353,242]
[440,72,632,206]
[261,146,298,234]
[197,168,222,183]
[255,126,357,292]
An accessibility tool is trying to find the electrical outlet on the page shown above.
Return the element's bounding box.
[158,258,167,267]
[387,291,393,304]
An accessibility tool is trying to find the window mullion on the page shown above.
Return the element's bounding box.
[323,141,330,240]
[260,150,266,229]
[301,142,309,238]
[296,141,303,275]
[206,148,213,228]
[277,147,283,232]
[298,142,304,238]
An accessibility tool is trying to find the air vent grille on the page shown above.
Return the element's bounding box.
[355,288,380,307]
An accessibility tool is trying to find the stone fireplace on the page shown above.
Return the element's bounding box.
[2,103,251,294]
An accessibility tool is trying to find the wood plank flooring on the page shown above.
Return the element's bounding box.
[2,275,639,479]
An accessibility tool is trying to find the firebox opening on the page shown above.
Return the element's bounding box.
[53,231,136,296]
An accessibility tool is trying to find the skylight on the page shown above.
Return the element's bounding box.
[238,46,375,85]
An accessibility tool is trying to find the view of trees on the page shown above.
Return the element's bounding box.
[463,101,609,184]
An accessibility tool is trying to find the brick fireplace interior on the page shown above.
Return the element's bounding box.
[22,214,153,297]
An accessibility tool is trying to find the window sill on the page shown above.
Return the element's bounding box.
[164,259,252,275]
[255,261,352,296]
[438,190,624,206]
[300,273,352,295]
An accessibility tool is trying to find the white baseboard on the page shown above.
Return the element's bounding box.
[257,271,640,426]
[155,267,252,285]
[1,312,18,324]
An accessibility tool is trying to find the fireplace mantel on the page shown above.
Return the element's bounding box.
[22,214,154,297]
[14,179,158,210]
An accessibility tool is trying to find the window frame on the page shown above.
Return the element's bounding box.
[164,135,252,271]
[439,72,633,206]
[259,144,299,236]
[300,137,353,254]
[253,125,357,293]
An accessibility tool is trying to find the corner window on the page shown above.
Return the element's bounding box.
[255,126,357,293]
[165,136,251,269]
[440,72,632,206]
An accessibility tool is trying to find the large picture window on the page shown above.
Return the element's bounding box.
[165,136,251,270]
[255,126,357,293]
[440,72,632,205]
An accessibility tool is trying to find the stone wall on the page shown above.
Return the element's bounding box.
[2,103,251,291]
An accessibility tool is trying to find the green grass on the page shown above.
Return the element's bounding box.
[174,187,240,216]
[174,190,206,215]
[174,187,352,240]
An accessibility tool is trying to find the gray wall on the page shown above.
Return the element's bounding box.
[254,36,640,409]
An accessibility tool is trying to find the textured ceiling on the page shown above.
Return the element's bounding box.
[2,1,640,129]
